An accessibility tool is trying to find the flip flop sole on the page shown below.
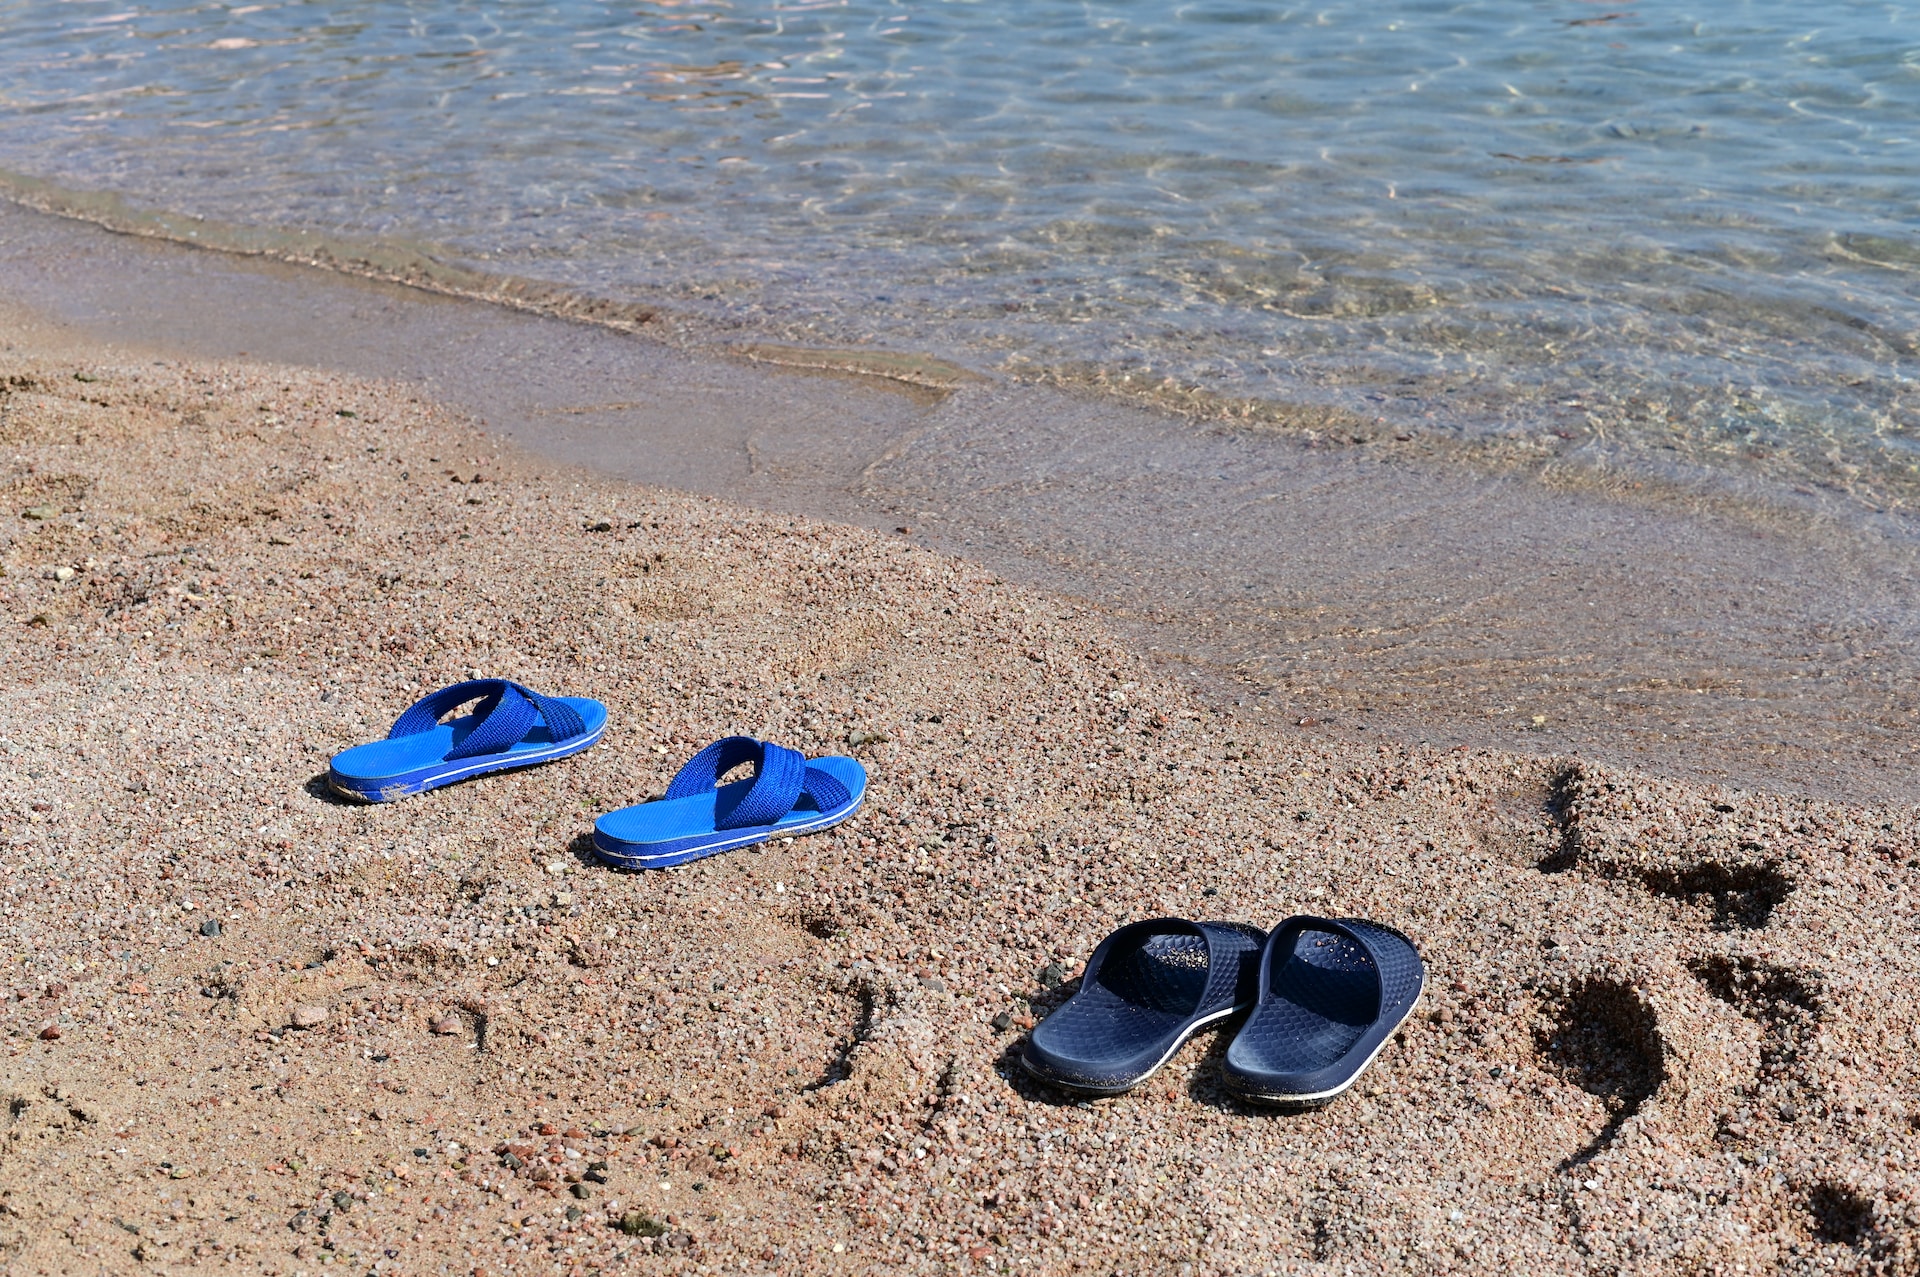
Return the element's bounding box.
[590,794,863,869]
[327,722,606,803]
[1018,999,1250,1097]
[1221,986,1423,1109]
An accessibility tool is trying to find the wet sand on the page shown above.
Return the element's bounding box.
[1,305,1917,1274]
[2,199,1918,805]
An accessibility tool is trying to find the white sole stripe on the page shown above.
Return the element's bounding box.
[594,795,865,864]
[1227,986,1424,1106]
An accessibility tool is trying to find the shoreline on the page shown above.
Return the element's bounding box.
[3,197,1918,803]
[5,168,1919,538]
[1,300,1917,1273]
[3,167,1917,528]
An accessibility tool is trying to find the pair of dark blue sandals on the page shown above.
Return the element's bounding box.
[325,679,866,869]
[1020,915,1424,1107]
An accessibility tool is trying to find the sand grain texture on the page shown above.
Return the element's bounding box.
[0,322,1917,1274]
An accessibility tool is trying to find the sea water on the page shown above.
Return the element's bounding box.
[0,0,1916,508]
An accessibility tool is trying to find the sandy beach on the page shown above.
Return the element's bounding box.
[2,306,1918,1276]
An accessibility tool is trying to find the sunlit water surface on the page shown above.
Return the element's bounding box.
[0,0,1916,505]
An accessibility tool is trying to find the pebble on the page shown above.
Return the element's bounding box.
[199,918,222,937]
[428,1015,459,1036]
[289,1004,329,1029]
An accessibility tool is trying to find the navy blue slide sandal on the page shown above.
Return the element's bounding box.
[1020,918,1265,1096]
[328,679,607,802]
[1221,915,1424,1108]
[592,736,866,870]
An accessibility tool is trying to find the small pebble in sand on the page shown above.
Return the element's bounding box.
[199,918,221,937]
[289,1004,329,1029]
[428,1016,459,1036]
[39,1025,60,1041]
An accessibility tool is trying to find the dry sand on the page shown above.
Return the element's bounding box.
[1,310,1917,1275]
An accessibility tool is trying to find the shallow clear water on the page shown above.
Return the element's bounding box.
[1,0,1917,503]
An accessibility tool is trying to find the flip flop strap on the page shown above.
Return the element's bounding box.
[1194,921,1263,1012]
[1077,918,1259,1017]
[664,736,763,799]
[1262,915,1397,1018]
[1336,917,1423,1016]
[1079,915,1202,990]
[800,764,852,815]
[666,736,814,831]
[386,679,588,761]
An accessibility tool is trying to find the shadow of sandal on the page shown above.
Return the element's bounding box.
[302,771,362,807]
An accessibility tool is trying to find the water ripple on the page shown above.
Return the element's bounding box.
[0,0,1917,506]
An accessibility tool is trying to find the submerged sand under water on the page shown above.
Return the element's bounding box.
[2,199,1916,804]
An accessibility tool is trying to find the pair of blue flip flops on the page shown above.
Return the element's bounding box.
[325,679,866,868]
[1020,914,1424,1107]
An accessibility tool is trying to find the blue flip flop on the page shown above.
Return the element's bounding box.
[591,736,866,869]
[1221,915,1425,1109]
[1019,918,1265,1096]
[327,679,607,802]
